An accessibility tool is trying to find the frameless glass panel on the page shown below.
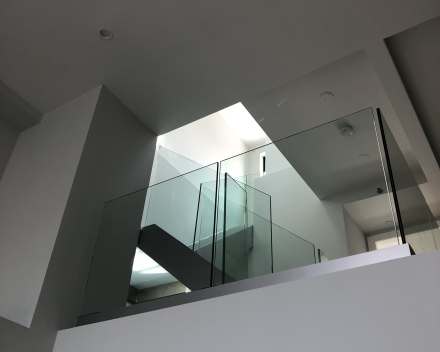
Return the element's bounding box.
[152,146,204,184]
[80,164,218,317]
[223,174,249,282]
[318,249,329,263]
[214,174,273,284]
[220,108,397,264]
[273,224,315,271]
[193,183,217,265]
[378,110,439,254]
[246,210,272,278]
[136,164,218,299]
[80,189,148,316]
[241,180,272,279]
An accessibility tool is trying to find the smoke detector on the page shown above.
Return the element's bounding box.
[99,28,113,40]
[339,125,353,137]
[319,92,334,103]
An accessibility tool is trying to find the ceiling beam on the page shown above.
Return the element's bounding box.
[365,40,440,216]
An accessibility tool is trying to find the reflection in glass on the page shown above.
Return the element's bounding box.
[80,163,218,316]
[80,107,434,320]
[377,110,439,254]
[220,108,397,263]
[318,249,329,263]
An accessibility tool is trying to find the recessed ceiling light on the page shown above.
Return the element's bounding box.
[339,125,353,137]
[319,92,334,103]
[358,154,370,159]
[99,28,113,40]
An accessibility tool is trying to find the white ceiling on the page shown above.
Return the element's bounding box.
[1,0,439,233]
[274,109,389,202]
[243,50,427,185]
[387,16,440,165]
[0,0,439,135]
[219,103,268,149]
[344,194,395,235]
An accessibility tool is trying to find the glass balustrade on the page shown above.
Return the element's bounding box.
[376,110,439,253]
[80,163,218,317]
[212,174,315,283]
[317,249,329,263]
[219,108,399,263]
[80,107,439,321]
[152,146,204,184]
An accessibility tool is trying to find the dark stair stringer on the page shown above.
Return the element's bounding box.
[139,224,234,291]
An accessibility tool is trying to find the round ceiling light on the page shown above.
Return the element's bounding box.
[339,125,353,137]
[319,92,334,103]
[99,28,113,40]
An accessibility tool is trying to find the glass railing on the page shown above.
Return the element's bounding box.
[376,109,439,253]
[192,174,315,286]
[220,174,273,283]
[220,108,399,261]
[152,146,204,184]
[317,249,329,263]
[80,163,218,316]
[273,223,316,271]
[79,107,439,321]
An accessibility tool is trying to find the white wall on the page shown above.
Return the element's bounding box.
[0,87,100,327]
[343,208,368,255]
[53,250,440,352]
[0,86,157,352]
[157,111,249,172]
[219,142,348,261]
[254,168,348,260]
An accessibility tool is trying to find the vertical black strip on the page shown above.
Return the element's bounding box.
[269,195,274,274]
[209,163,219,287]
[222,173,228,284]
[192,183,203,252]
[376,108,406,244]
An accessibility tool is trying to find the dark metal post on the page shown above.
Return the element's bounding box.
[376,108,406,244]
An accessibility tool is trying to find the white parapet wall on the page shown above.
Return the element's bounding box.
[53,246,440,352]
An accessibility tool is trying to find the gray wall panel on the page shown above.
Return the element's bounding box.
[0,86,157,352]
[0,118,19,181]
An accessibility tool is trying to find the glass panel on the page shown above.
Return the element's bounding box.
[214,174,273,284]
[152,146,203,184]
[378,110,439,254]
[246,209,272,278]
[223,174,249,283]
[80,188,148,316]
[220,108,397,265]
[136,164,218,300]
[80,163,218,317]
[273,224,316,271]
[193,183,217,264]
[317,249,329,263]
